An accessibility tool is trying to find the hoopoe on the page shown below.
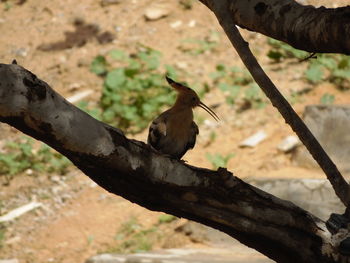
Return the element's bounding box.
[147,76,219,159]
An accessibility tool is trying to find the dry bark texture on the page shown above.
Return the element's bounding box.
[0,63,346,262]
[199,0,350,54]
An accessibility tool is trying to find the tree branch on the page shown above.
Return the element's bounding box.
[199,0,350,54]
[0,63,340,262]
[201,0,350,208]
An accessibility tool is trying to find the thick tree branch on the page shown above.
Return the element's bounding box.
[0,63,342,262]
[199,0,350,54]
[201,0,350,208]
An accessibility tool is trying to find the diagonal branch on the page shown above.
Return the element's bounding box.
[200,0,350,54]
[0,63,338,263]
[202,0,350,207]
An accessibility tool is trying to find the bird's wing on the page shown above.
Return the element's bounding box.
[176,121,199,159]
[147,115,167,149]
[186,121,199,150]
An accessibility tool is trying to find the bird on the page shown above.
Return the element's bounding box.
[147,76,219,159]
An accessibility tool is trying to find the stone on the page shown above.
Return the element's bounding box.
[144,3,171,21]
[277,135,300,153]
[0,260,19,263]
[249,178,345,220]
[292,105,350,174]
[239,130,267,148]
[86,248,272,263]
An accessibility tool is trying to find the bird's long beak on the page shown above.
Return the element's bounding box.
[199,102,220,122]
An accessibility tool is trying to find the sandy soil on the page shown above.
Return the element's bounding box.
[1,0,350,262]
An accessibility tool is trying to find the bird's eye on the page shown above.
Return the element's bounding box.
[192,97,196,101]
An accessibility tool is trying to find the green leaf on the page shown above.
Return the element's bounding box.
[320,93,335,104]
[333,69,350,79]
[206,153,234,169]
[305,64,324,83]
[90,55,107,75]
[158,214,177,224]
[245,84,261,100]
[267,50,283,61]
[338,58,350,69]
[109,50,128,61]
[216,64,226,71]
[105,69,125,89]
[318,56,337,70]
[165,64,178,79]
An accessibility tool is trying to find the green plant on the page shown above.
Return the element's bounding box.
[158,214,177,224]
[77,101,102,120]
[91,46,178,134]
[179,32,220,56]
[0,224,5,249]
[209,64,266,108]
[206,153,234,169]
[2,1,12,11]
[0,139,36,178]
[0,137,71,181]
[36,144,71,175]
[320,93,335,104]
[267,38,350,89]
[306,55,350,89]
[267,38,308,62]
[109,217,158,253]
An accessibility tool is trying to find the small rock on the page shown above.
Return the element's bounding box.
[170,20,182,28]
[0,202,42,223]
[277,135,300,153]
[188,19,196,27]
[50,175,61,183]
[114,26,122,32]
[25,169,34,175]
[144,3,171,21]
[292,105,350,172]
[13,47,28,57]
[67,89,93,104]
[175,61,188,69]
[239,130,267,148]
[203,119,218,129]
[0,259,19,263]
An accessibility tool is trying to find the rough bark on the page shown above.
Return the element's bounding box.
[0,63,346,263]
[199,0,350,54]
[201,0,350,208]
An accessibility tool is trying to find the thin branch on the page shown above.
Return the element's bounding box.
[299,52,317,62]
[206,1,350,207]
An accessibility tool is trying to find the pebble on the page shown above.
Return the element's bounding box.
[239,130,267,148]
[0,259,19,263]
[188,19,196,27]
[277,135,300,153]
[13,47,28,57]
[50,175,61,183]
[144,4,171,21]
[170,20,182,28]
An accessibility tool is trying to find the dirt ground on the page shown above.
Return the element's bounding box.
[1,0,350,262]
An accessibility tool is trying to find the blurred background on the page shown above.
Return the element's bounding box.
[1,0,350,262]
